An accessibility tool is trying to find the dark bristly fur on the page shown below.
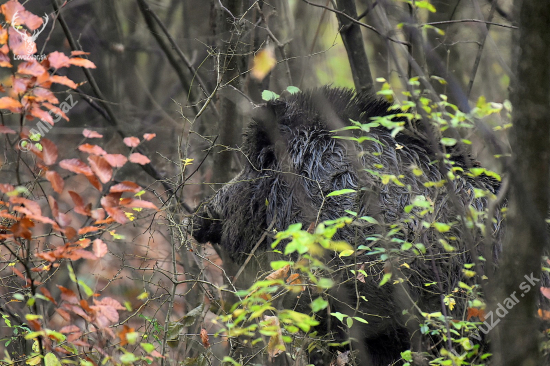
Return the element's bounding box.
[191,87,543,365]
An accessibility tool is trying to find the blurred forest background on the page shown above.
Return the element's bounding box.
[3,0,548,365]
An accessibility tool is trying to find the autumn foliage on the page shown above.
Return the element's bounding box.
[0,1,162,364]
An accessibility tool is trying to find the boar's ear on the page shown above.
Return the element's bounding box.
[246,101,288,170]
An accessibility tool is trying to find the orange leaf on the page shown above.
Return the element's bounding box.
[58,286,78,304]
[266,265,290,281]
[103,153,127,168]
[45,170,64,193]
[59,325,80,334]
[538,309,550,320]
[0,96,22,112]
[143,133,156,141]
[18,60,46,77]
[93,239,108,258]
[40,138,58,165]
[104,206,128,225]
[40,287,58,305]
[78,226,100,235]
[30,106,53,125]
[59,158,93,176]
[200,328,210,348]
[123,136,140,147]
[69,57,96,69]
[88,155,112,184]
[8,27,35,56]
[83,129,103,138]
[78,143,106,156]
[2,1,44,30]
[56,308,71,321]
[47,51,71,69]
[32,87,58,104]
[110,181,142,193]
[129,153,150,165]
[466,307,486,321]
[85,173,102,191]
[49,75,77,89]
[10,196,42,216]
[71,50,90,56]
[42,102,68,121]
[0,183,15,193]
[120,198,157,210]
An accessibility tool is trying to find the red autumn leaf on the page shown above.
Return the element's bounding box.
[79,143,106,156]
[541,287,550,300]
[7,27,35,56]
[11,76,29,95]
[88,155,112,184]
[85,174,102,191]
[0,183,15,193]
[539,309,550,320]
[123,136,140,148]
[66,249,97,261]
[104,206,128,225]
[71,50,90,56]
[120,198,157,210]
[91,208,105,221]
[56,308,71,321]
[30,106,53,125]
[0,53,11,68]
[110,181,142,193]
[129,153,151,165]
[200,328,210,348]
[83,129,103,138]
[10,196,42,216]
[12,266,25,280]
[49,75,77,89]
[68,57,96,69]
[76,238,91,248]
[93,239,108,258]
[25,213,57,226]
[68,190,84,207]
[466,307,486,321]
[47,51,71,69]
[78,226,100,235]
[59,325,80,334]
[17,60,46,77]
[0,96,22,113]
[0,125,16,134]
[103,153,127,168]
[59,159,93,176]
[58,286,79,304]
[143,133,156,141]
[32,87,59,104]
[40,138,58,165]
[2,1,44,30]
[42,102,68,121]
[45,170,64,193]
[118,325,133,347]
[64,226,77,240]
[40,287,57,305]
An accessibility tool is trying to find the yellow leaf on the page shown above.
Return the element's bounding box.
[252,47,276,81]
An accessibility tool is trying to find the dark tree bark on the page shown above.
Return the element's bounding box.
[334,0,374,94]
[493,1,550,365]
[211,0,245,185]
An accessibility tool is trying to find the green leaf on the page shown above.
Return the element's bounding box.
[286,86,301,94]
[311,297,329,312]
[262,90,280,101]
[326,189,356,197]
[44,353,61,366]
[331,312,346,322]
[379,273,392,287]
[440,137,457,146]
